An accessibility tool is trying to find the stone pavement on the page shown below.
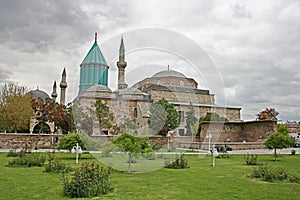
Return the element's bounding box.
[1,148,300,155]
[228,147,300,155]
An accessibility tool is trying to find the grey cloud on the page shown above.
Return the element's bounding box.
[230,3,253,19]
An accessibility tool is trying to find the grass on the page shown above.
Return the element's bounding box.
[0,152,299,199]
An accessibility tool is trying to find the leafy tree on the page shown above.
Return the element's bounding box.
[264,125,295,161]
[119,118,138,134]
[257,108,279,121]
[112,132,152,173]
[31,99,70,133]
[91,100,114,134]
[148,98,179,136]
[185,103,197,136]
[0,82,33,132]
[58,133,86,151]
[71,101,93,135]
[196,112,228,137]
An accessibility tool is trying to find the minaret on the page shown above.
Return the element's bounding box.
[51,81,58,102]
[59,68,67,105]
[117,36,128,89]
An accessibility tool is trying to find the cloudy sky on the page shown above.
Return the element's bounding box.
[0,0,299,121]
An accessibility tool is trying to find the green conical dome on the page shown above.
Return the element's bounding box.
[81,42,107,65]
[79,33,109,92]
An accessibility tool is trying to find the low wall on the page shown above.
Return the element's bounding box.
[0,133,63,149]
[200,120,277,143]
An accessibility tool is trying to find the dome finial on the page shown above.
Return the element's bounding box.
[95,32,97,43]
[167,65,170,71]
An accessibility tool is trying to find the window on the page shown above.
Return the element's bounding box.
[178,111,185,122]
[133,108,138,118]
[178,128,185,136]
[180,81,184,87]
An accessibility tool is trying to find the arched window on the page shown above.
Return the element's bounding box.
[133,108,138,118]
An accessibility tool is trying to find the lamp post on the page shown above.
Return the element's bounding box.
[206,133,212,155]
[166,131,171,149]
[71,143,82,164]
[212,144,219,167]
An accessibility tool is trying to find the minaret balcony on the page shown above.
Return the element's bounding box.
[117,61,127,68]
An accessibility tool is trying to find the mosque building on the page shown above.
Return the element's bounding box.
[76,33,241,136]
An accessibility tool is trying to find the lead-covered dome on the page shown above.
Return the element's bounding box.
[29,89,52,102]
[152,70,186,78]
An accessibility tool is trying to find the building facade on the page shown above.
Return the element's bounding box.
[76,33,241,136]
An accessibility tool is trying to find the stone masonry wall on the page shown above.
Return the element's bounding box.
[0,133,63,149]
[200,120,277,143]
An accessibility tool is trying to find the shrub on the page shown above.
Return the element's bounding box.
[165,154,189,169]
[101,141,116,157]
[217,152,231,159]
[6,149,18,157]
[251,164,289,182]
[288,173,300,183]
[58,133,85,151]
[8,153,46,167]
[291,149,296,155]
[45,152,73,173]
[244,154,258,165]
[63,162,113,198]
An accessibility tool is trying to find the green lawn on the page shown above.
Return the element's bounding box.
[0,152,299,200]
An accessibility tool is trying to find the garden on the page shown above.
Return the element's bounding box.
[0,151,300,200]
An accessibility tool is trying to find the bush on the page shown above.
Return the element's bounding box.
[244,154,258,165]
[6,149,18,157]
[291,149,296,155]
[101,141,116,157]
[58,133,85,151]
[8,153,46,167]
[217,152,231,159]
[251,164,289,182]
[45,152,73,173]
[288,173,300,183]
[165,154,189,169]
[63,162,113,198]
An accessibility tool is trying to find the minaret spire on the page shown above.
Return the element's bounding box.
[59,68,67,105]
[51,81,58,102]
[95,32,97,43]
[117,36,128,90]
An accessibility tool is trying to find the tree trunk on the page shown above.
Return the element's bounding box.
[128,153,132,173]
[274,148,277,161]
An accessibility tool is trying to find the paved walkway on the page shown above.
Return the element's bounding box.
[1,148,299,155]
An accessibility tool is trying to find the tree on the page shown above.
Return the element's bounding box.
[264,125,295,161]
[71,101,93,135]
[0,82,33,132]
[196,112,228,136]
[119,118,138,134]
[112,132,152,173]
[31,98,68,133]
[257,108,279,121]
[185,103,197,136]
[91,100,114,134]
[58,133,86,151]
[148,98,179,136]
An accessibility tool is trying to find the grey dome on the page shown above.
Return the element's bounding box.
[152,70,186,78]
[30,89,52,102]
[86,84,112,93]
[115,87,147,95]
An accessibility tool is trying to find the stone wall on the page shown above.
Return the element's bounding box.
[200,120,277,143]
[0,133,63,149]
